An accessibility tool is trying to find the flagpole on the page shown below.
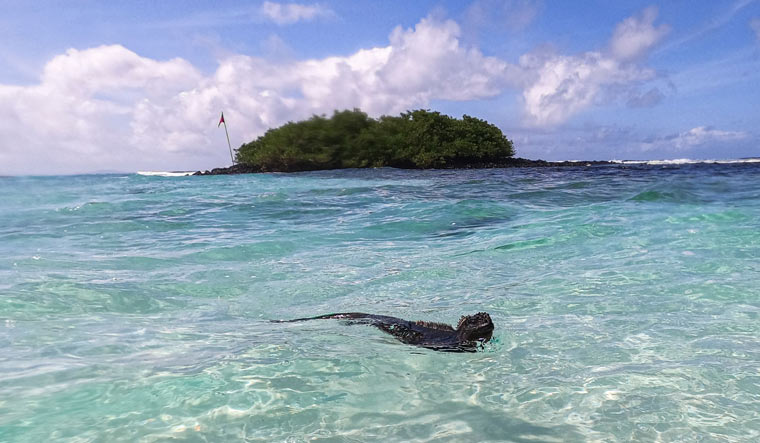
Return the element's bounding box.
[223,120,235,164]
[219,111,235,164]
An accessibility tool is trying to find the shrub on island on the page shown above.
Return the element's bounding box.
[235,109,514,171]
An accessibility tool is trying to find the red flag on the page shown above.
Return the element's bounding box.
[218,112,225,127]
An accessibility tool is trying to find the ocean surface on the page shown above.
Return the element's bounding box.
[1,163,759,442]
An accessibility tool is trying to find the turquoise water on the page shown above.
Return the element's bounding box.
[1,164,759,442]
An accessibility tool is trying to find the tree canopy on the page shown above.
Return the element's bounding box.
[235,109,515,171]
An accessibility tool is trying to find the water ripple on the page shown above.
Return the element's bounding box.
[2,164,760,441]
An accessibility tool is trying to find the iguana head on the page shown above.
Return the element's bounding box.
[456,312,494,343]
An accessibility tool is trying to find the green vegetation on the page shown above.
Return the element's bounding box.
[235,109,514,171]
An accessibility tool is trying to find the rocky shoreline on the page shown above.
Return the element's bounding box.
[193,157,615,175]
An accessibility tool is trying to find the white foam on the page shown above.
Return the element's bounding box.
[136,171,194,177]
[610,158,760,165]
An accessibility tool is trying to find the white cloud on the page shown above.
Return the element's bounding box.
[0,9,674,174]
[260,2,333,25]
[378,18,511,106]
[42,45,202,98]
[0,45,204,174]
[519,7,668,127]
[609,6,670,61]
[130,17,513,152]
[0,17,513,174]
[519,51,655,126]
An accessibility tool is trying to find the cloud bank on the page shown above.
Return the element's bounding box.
[0,8,697,174]
[1,16,515,174]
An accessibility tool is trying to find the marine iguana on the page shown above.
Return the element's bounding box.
[276,312,494,352]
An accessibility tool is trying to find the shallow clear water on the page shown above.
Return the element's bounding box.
[1,164,759,442]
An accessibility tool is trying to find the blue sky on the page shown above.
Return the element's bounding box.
[1,0,759,174]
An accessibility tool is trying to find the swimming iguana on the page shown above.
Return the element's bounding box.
[276,312,494,352]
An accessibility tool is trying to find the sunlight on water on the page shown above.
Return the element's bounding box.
[1,164,760,441]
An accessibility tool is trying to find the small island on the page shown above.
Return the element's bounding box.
[195,109,611,175]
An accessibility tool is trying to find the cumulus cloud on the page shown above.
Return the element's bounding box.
[128,17,513,153]
[377,18,512,106]
[609,6,670,61]
[260,1,333,25]
[519,6,668,127]
[41,46,202,98]
[0,9,674,174]
[518,51,656,126]
[0,45,204,174]
[0,17,514,174]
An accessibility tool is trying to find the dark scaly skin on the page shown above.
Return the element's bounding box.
[276,312,494,353]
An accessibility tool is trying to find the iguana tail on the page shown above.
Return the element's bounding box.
[271,312,373,323]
